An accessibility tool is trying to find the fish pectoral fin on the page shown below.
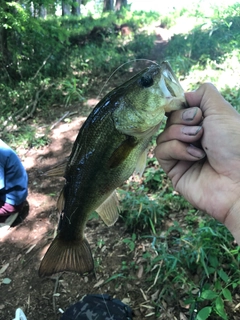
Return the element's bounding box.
[96,191,119,226]
[108,136,138,169]
[44,159,68,177]
[38,235,94,277]
[135,148,148,177]
[57,188,65,213]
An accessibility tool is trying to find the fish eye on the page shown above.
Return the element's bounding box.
[138,75,154,88]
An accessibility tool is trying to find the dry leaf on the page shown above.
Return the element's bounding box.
[0,263,9,274]
[179,312,188,320]
[93,279,104,288]
[137,264,144,279]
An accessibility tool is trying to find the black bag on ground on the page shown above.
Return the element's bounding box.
[60,294,133,320]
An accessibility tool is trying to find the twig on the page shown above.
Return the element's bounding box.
[32,53,51,80]
[52,275,60,313]
[50,111,70,130]
[21,89,41,121]
[146,262,162,293]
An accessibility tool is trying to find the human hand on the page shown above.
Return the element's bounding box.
[155,83,240,243]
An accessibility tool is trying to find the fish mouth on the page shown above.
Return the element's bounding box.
[159,62,185,101]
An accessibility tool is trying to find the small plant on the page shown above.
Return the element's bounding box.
[61,77,85,107]
[122,233,137,252]
[97,238,105,249]
[139,218,240,319]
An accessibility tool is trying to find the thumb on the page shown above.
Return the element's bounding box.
[185,83,237,117]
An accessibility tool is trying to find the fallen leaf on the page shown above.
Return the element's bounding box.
[93,279,104,288]
[53,293,60,297]
[0,263,9,274]
[122,298,131,305]
[137,264,144,279]
[2,278,11,284]
[179,312,188,320]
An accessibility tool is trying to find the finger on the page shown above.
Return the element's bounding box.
[166,107,203,128]
[157,124,203,144]
[185,83,238,117]
[155,140,206,166]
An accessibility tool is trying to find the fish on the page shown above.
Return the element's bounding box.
[39,61,187,277]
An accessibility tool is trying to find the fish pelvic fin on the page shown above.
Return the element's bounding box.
[96,190,119,226]
[38,235,94,277]
[135,148,148,177]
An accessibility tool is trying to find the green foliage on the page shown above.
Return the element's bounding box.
[221,86,240,113]
[0,8,160,148]
[0,8,159,139]
[196,306,212,320]
[2,124,50,149]
[61,77,85,107]
[119,148,239,318]
[164,4,240,86]
[0,1,29,31]
[122,209,240,319]
[120,157,193,232]
[122,233,136,252]
[124,10,160,26]
[125,32,155,59]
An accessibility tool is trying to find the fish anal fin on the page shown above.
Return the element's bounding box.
[38,235,94,277]
[96,191,119,226]
[135,148,148,177]
[44,160,68,177]
[108,136,137,169]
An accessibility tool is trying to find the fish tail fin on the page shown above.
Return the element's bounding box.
[38,235,94,277]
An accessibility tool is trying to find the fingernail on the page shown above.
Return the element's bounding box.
[182,107,198,121]
[181,126,202,136]
[187,144,206,158]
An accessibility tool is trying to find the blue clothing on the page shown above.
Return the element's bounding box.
[0,139,28,205]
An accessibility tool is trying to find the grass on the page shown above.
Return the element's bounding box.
[120,167,240,318]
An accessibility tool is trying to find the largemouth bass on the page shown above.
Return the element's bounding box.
[39,61,187,277]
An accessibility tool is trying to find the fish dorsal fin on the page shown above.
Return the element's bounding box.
[57,188,65,213]
[44,159,68,177]
[96,191,119,226]
[135,148,148,177]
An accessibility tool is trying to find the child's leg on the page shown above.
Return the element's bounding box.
[0,201,23,222]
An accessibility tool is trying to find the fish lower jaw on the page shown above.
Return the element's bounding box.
[164,97,187,112]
